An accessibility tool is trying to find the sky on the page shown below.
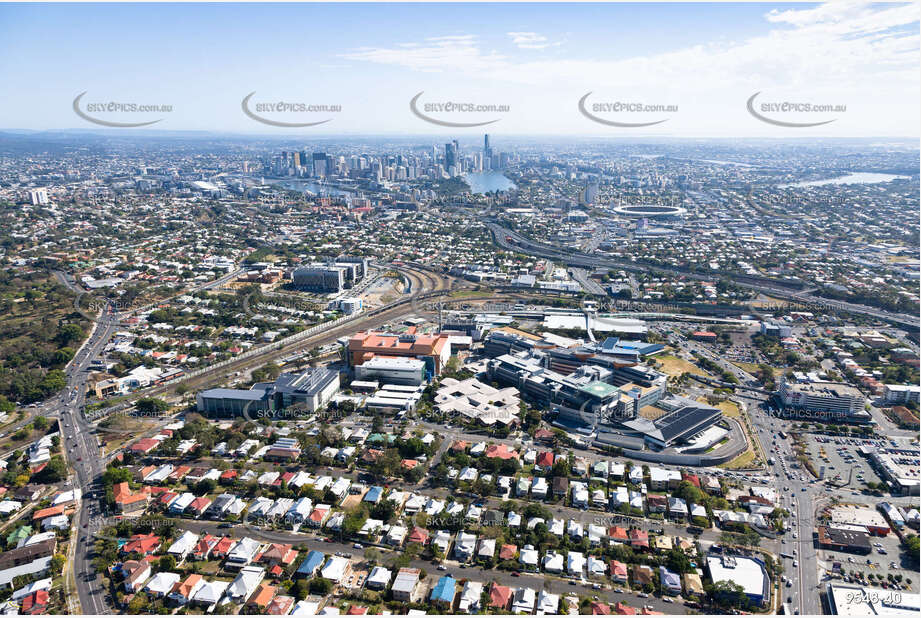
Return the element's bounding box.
[0,2,918,137]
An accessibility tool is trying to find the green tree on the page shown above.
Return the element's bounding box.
[309,578,332,595]
[158,555,177,572]
[136,398,169,415]
[32,455,67,483]
[709,580,749,610]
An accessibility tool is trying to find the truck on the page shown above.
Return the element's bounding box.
[769,457,776,465]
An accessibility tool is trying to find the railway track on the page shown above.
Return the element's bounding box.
[88,264,460,417]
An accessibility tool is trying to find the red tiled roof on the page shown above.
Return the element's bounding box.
[171,574,203,599]
[484,444,519,460]
[121,534,160,555]
[608,526,629,541]
[610,560,628,579]
[591,601,611,615]
[188,497,211,512]
[20,589,49,614]
[32,505,66,521]
[489,583,512,609]
[408,527,429,545]
[113,482,150,507]
[212,536,234,556]
[498,544,517,560]
[130,438,159,453]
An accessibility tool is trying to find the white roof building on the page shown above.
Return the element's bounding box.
[520,544,539,568]
[536,589,560,614]
[320,556,351,583]
[542,551,564,573]
[458,581,483,612]
[434,377,520,426]
[512,587,536,614]
[224,566,265,603]
[144,572,181,597]
[567,551,585,575]
[192,580,229,606]
[167,531,199,560]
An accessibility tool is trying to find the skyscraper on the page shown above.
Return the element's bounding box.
[484,134,492,170]
[444,142,457,175]
[312,152,328,177]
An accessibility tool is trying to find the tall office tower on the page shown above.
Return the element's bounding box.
[312,152,328,177]
[584,182,599,205]
[444,142,457,173]
[28,188,48,205]
[292,151,301,168]
[484,133,492,169]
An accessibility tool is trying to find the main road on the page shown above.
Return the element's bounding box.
[60,305,122,615]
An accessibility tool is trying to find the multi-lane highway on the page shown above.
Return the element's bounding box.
[749,399,822,615]
[489,222,921,330]
[60,305,121,615]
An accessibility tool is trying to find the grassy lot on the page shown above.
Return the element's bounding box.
[748,295,787,308]
[720,447,756,469]
[731,361,762,374]
[714,399,741,419]
[96,416,162,455]
[654,352,706,377]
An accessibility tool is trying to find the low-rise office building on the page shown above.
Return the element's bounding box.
[777,378,868,420]
[706,553,770,608]
[354,356,426,386]
[196,367,339,417]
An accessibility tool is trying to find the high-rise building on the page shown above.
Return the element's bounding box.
[312,152,328,177]
[444,142,457,175]
[28,188,48,205]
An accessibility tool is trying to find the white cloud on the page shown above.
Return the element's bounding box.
[507,31,560,50]
[340,35,506,73]
[335,2,919,135]
[341,3,918,90]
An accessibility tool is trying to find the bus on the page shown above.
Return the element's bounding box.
[778,431,789,440]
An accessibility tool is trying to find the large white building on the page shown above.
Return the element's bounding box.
[706,554,769,607]
[355,356,426,386]
[825,583,920,615]
[883,384,921,405]
[777,378,867,418]
[434,377,520,426]
[28,188,48,205]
